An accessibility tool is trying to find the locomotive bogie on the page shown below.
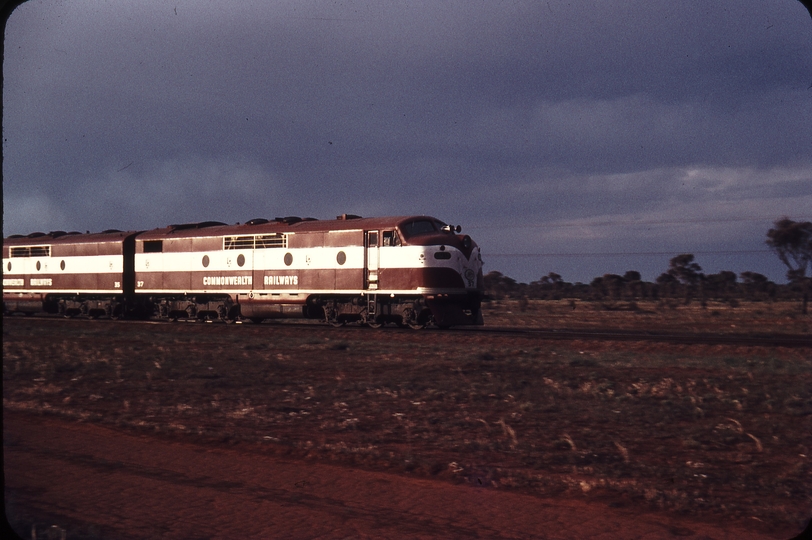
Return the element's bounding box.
[53,296,127,319]
[152,295,237,321]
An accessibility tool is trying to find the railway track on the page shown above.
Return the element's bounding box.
[6,314,811,348]
[455,325,812,348]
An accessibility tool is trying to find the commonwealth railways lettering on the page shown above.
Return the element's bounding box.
[264,275,299,286]
[203,275,252,286]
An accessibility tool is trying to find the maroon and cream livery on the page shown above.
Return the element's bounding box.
[3,230,137,317]
[3,215,484,327]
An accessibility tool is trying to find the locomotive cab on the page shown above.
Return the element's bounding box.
[380,217,484,326]
[321,216,484,328]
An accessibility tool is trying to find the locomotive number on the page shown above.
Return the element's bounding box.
[114,281,121,288]
[137,281,145,288]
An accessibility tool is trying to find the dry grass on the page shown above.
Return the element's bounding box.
[482,299,812,335]
[3,315,811,535]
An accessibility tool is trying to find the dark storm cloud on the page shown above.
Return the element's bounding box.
[3,0,811,282]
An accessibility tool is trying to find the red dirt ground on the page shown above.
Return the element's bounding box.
[3,310,810,539]
[3,412,786,539]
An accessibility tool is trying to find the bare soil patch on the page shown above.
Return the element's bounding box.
[3,312,810,538]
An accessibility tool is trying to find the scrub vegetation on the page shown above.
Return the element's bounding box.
[3,313,810,537]
[488,218,812,316]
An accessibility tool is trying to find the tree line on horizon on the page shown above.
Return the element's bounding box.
[485,217,812,314]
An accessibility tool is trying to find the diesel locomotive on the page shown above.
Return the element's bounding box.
[3,215,484,328]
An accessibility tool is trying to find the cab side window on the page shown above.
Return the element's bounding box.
[383,230,400,246]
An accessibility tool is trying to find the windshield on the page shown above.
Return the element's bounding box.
[400,219,438,238]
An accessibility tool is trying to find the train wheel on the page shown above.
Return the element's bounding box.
[425,314,450,330]
[402,308,426,330]
[364,310,384,328]
[110,305,125,320]
[323,306,344,327]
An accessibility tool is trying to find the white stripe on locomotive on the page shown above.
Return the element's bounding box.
[2,254,124,275]
[134,245,472,273]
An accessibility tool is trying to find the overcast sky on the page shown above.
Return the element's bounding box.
[3,0,811,283]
